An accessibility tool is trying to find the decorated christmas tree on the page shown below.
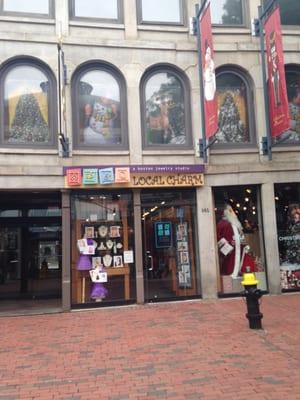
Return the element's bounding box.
[9,93,49,143]
[217,92,246,143]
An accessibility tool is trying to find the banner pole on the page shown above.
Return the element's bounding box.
[196,1,208,163]
[258,5,272,160]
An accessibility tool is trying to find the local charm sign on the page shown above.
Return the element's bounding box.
[64,165,205,188]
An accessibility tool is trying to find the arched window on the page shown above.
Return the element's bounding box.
[279,65,300,143]
[72,63,128,149]
[141,66,192,148]
[0,59,57,147]
[214,67,256,147]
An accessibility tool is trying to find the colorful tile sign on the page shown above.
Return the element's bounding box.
[99,168,114,185]
[83,169,98,185]
[66,168,82,186]
[115,167,130,183]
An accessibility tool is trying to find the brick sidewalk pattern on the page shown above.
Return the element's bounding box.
[1,294,300,400]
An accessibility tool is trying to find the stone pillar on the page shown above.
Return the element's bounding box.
[196,186,218,299]
[123,0,138,39]
[133,191,144,303]
[62,190,71,311]
[261,182,281,294]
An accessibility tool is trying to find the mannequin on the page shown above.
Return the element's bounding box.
[217,204,256,278]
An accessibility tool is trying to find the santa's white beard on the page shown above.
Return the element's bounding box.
[224,211,243,233]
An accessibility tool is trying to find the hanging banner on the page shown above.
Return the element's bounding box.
[264,6,290,138]
[199,3,218,139]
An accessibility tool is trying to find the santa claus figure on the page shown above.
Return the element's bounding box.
[217,204,257,277]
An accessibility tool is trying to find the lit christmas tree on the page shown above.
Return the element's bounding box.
[9,94,49,143]
[217,92,246,143]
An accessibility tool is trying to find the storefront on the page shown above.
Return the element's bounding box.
[275,183,300,291]
[0,192,62,312]
[64,165,204,307]
[213,185,268,295]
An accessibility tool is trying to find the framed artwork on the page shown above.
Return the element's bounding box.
[177,241,188,251]
[92,257,102,268]
[85,226,95,239]
[180,251,189,265]
[113,255,123,268]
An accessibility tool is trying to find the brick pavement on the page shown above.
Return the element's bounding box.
[1,293,300,400]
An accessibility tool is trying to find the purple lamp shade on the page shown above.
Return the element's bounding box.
[77,254,92,271]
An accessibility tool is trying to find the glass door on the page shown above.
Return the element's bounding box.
[141,189,200,302]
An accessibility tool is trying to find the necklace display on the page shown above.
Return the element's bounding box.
[103,254,112,267]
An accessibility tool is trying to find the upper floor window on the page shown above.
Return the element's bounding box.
[72,63,128,149]
[1,0,52,17]
[276,66,300,144]
[263,0,300,26]
[141,66,192,148]
[70,0,122,23]
[214,67,255,147]
[211,0,244,26]
[137,0,184,25]
[0,59,57,148]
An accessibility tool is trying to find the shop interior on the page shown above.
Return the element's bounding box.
[141,189,200,302]
[0,192,62,314]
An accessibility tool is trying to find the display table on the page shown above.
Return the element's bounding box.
[79,266,130,302]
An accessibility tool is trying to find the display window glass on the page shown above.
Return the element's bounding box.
[2,63,56,147]
[275,68,300,144]
[213,186,267,294]
[72,64,128,150]
[71,191,136,307]
[214,69,255,146]
[141,189,200,301]
[275,183,300,291]
[141,67,192,149]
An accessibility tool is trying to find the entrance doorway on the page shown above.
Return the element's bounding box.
[141,190,200,302]
[0,192,62,313]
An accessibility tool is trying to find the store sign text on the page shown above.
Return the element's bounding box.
[131,173,204,187]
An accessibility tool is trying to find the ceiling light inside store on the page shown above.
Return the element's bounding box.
[246,189,252,194]
[245,197,249,202]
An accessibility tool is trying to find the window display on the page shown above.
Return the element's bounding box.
[214,186,267,294]
[71,192,135,306]
[275,183,300,290]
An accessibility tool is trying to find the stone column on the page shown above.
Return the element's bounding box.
[62,190,71,311]
[133,191,144,303]
[196,186,218,299]
[261,182,281,294]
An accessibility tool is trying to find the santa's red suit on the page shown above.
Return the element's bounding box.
[217,218,256,277]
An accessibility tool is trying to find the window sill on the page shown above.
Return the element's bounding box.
[0,15,55,24]
[72,149,130,155]
[210,147,258,155]
[137,24,188,33]
[212,26,250,34]
[142,149,195,155]
[69,21,124,30]
[0,148,58,154]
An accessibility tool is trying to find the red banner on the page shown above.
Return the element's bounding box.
[199,4,218,139]
[264,7,289,137]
